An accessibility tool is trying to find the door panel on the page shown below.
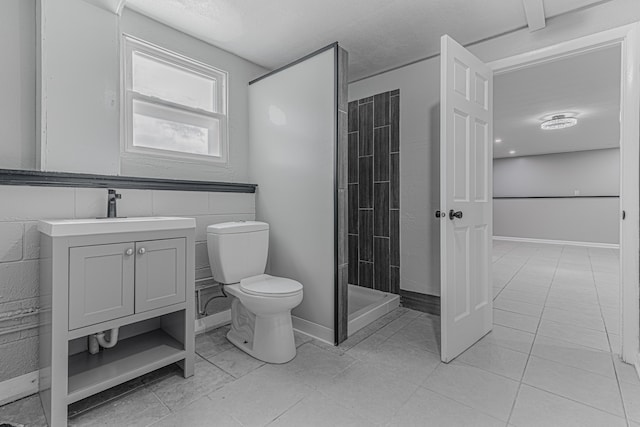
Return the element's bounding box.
[440,35,493,363]
[68,242,135,330]
[135,238,186,313]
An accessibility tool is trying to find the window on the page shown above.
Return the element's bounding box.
[123,35,228,163]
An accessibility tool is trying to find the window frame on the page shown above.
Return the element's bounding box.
[122,35,229,164]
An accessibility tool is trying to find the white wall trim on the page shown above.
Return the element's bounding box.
[493,236,620,249]
[291,315,333,344]
[488,22,640,365]
[0,370,38,406]
[194,310,231,335]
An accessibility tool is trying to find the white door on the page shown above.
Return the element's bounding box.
[440,35,493,363]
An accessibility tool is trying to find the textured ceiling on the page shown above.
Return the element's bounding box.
[124,0,607,81]
[494,45,620,159]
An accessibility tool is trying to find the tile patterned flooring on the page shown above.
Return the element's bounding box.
[1,241,637,426]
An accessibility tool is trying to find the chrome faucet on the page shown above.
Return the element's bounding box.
[107,189,121,218]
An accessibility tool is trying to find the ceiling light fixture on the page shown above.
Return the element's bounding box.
[540,114,578,130]
[509,150,516,155]
[494,138,502,143]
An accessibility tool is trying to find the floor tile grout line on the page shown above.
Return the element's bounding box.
[588,248,630,425]
[521,382,628,421]
[505,244,562,425]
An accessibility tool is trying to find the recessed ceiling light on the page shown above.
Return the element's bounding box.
[494,138,502,143]
[509,150,516,155]
[541,114,578,130]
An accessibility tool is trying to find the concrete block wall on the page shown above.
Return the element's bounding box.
[0,185,255,383]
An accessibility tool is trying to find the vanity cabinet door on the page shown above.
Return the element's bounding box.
[135,238,186,313]
[68,243,136,330]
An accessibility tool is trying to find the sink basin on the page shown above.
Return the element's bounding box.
[38,217,196,237]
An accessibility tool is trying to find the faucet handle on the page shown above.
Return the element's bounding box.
[108,189,122,199]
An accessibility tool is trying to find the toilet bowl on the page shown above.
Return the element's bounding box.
[207,222,303,364]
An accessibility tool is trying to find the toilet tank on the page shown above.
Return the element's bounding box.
[207,221,269,284]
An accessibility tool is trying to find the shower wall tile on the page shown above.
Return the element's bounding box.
[348,133,359,184]
[374,182,389,237]
[348,234,359,285]
[348,89,400,295]
[374,127,390,182]
[390,95,400,153]
[390,209,400,267]
[359,262,373,288]
[390,266,400,294]
[348,102,359,132]
[374,237,390,292]
[374,92,390,127]
[390,153,400,210]
[348,184,359,234]
[358,156,373,209]
[358,102,373,156]
[359,210,373,262]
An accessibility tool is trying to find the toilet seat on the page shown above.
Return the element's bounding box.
[240,274,303,297]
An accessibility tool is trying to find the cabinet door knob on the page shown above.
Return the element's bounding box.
[138,248,146,255]
[125,248,134,256]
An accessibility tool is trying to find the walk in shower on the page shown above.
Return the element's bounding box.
[346,89,401,335]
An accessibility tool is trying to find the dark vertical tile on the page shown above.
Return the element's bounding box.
[390,89,400,96]
[337,112,348,189]
[390,94,399,153]
[359,210,373,262]
[390,209,400,267]
[348,101,359,132]
[390,153,400,209]
[359,96,374,104]
[359,262,373,288]
[348,234,359,285]
[348,132,359,184]
[374,92,390,127]
[358,156,373,209]
[358,102,373,156]
[337,47,348,113]
[374,127,390,182]
[348,184,359,234]
[390,266,400,294]
[374,182,389,237]
[374,237,390,292]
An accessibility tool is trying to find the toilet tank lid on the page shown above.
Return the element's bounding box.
[207,221,269,234]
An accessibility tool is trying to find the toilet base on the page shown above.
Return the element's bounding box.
[227,297,297,364]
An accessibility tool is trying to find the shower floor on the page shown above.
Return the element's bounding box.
[347,285,400,336]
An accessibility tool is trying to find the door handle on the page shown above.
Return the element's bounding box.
[435,210,446,218]
[449,209,463,220]
[138,248,146,255]
[125,248,134,256]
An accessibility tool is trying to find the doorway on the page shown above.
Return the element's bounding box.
[485,24,640,365]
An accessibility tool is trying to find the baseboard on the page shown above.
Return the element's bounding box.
[195,310,231,334]
[493,236,619,249]
[291,315,334,345]
[0,370,38,406]
[399,290,440,315]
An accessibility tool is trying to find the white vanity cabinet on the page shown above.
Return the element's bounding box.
[38,217,196,427]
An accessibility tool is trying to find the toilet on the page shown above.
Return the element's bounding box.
[207,221,303,363]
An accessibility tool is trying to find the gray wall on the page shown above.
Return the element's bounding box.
[494,148,620,244]
[0,1,263,389]
[494,148,620,197]
[349,0,638,296]
[0,186,254,384]
[0,0,35,170]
